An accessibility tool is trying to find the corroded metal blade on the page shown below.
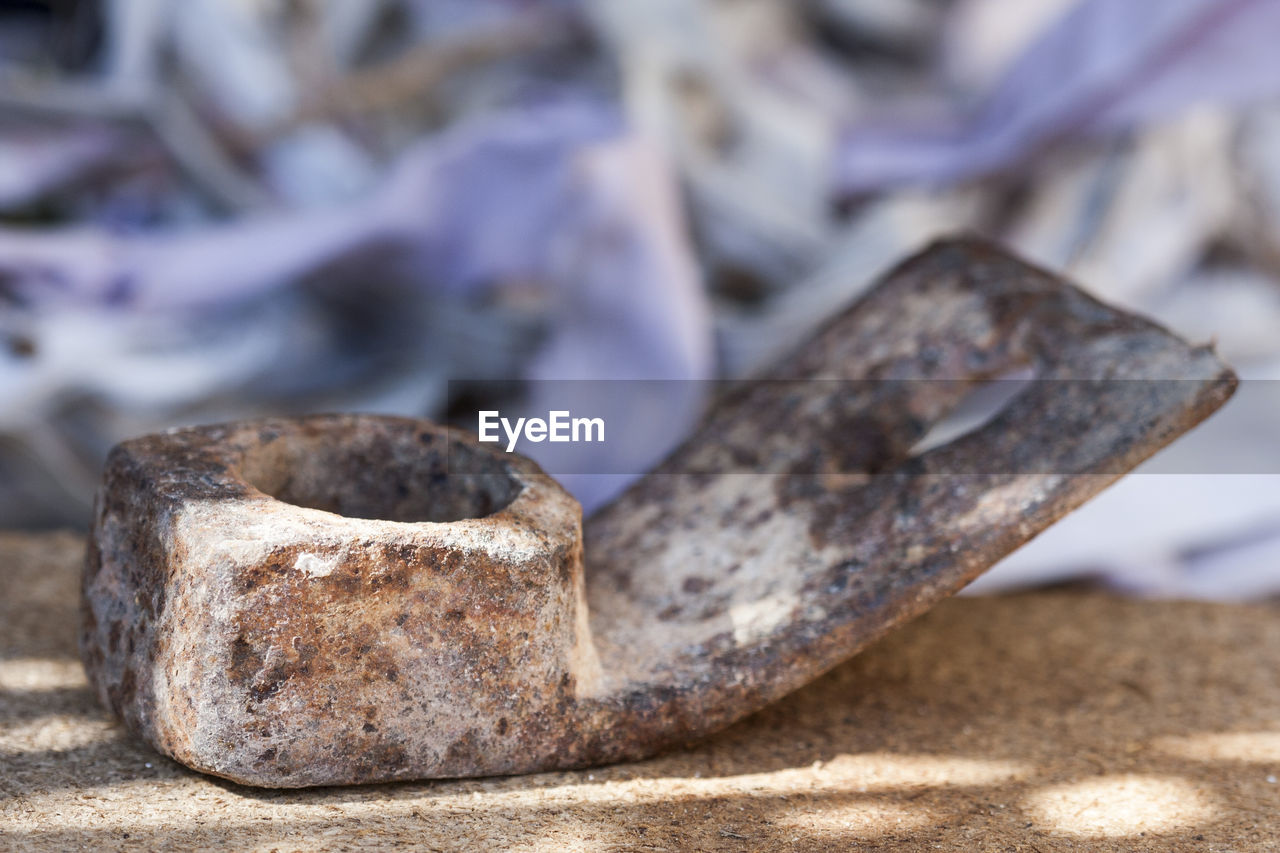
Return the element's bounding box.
[579,238,1236,764]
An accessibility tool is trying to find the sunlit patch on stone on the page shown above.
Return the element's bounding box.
[1154,731,1280,763]
[1023,774,1214,837]
[771,800,936,841]
[637,754,1029,798]
[0,658,87,691]
[1,718,119,755]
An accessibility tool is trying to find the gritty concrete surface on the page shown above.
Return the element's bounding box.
[5,530,1280,851]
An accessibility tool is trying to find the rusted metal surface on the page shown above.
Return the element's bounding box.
[81,238,1236,787]
[81,416,591,787]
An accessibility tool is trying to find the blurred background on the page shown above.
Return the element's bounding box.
[1,0,1278,597]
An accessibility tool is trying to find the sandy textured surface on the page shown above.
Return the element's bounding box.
[4,530,1280,851]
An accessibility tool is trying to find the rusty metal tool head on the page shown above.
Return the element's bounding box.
[81,238,1236,787]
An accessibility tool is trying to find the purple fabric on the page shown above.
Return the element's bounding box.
[0,125,125,209]
[0,100,712,512]
[836,0,1280,194]
[0,101,623,311]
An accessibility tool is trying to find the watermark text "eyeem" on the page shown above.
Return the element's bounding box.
[478,411,604,453]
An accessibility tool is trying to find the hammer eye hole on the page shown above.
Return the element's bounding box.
[237,425,521,523]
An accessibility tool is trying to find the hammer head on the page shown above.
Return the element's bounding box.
[81,239,1235,787]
